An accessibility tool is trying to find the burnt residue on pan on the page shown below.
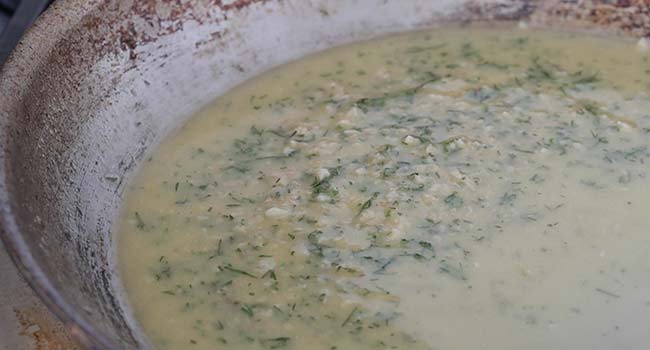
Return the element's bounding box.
[80,0,650,69]
[537,0,650,38]
[459,0,650,37]
[83,0,272,61]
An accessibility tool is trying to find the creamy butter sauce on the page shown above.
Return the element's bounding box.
[119,27,650,350]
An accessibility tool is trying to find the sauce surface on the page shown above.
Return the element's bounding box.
[119,27,650,350]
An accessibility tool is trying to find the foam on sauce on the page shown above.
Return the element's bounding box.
[118,27,650,350]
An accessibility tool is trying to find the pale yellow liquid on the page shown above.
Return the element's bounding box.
[119,27,650,350]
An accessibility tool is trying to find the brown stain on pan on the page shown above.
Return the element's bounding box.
[459,0,650,37]
[537,0,650,37]
[82,0,271,60]
[14,306,81,350]
[75,0,650,69]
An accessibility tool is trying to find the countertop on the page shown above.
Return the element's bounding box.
[0,240,78,350]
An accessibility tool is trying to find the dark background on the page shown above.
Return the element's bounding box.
[0,0,52,65]
[0,0,19,33]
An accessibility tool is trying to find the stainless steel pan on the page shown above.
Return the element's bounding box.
[0,0,648,348]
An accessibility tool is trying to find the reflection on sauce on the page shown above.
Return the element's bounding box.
[119,27,650,350]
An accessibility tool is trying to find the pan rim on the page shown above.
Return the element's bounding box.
[0,0,122,348]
